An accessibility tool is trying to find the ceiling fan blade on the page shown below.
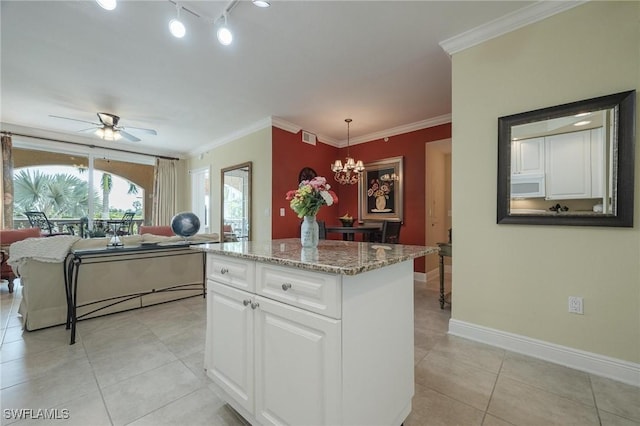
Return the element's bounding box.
[122,126,157,136]
[49,115,100,126]
[77,127,100,133]
[118,130,141,142]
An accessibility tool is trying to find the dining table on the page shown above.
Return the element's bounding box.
[325,223,382,242]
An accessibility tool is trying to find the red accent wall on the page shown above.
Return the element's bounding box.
[272,123,451,273]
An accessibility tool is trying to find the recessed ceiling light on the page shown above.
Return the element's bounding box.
[96,0,117,10]
[574,120,591,126]
[574,112,591,118]
[252,0,270,7]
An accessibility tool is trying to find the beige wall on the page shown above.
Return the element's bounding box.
[186,127,272,241]
[452,2,639,363]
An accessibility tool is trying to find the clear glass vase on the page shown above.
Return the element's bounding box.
[300,215,319,248]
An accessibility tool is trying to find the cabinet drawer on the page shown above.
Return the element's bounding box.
[256,264,341,319]
[207,254,255,292]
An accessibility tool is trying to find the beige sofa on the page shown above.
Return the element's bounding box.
[10,232,219,331]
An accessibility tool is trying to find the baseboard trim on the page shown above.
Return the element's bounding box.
[448,319,640,388]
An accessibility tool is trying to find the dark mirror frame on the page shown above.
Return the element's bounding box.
[497,90,636,227]
[221,161,252,241]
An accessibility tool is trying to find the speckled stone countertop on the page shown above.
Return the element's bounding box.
[191,238,439,276]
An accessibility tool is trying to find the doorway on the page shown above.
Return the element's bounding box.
[190,167,210,234]
[425,139,451,284]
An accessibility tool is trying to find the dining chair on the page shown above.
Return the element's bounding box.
[115,212,136,236]
[380,221,401,244]
[317,220,326,240]
[24,211,70,236]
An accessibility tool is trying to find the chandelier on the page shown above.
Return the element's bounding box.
[331,118,365,185]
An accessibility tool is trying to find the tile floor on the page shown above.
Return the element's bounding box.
[1,277,638,426]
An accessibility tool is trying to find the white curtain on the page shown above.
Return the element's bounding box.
[152,158,177,226]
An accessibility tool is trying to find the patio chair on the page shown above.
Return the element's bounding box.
[115,211,136,236]
[24,211,70,236]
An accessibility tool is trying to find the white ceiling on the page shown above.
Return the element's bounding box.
[1,0,542,158]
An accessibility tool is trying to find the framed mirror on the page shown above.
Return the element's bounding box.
[221,162,252,241]
[497,90,635,227]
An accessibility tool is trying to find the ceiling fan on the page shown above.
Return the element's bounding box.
[49,112,157,142]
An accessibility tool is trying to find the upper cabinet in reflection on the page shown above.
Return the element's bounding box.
[497,90,636,227]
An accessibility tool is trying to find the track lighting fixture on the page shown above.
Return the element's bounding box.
[96,0,117,11]
[169,3,186,39]
[216,13,233,46]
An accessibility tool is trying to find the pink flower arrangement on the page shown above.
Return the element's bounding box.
[286,176,338,218]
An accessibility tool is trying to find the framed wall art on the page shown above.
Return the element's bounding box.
[358,156,403,223]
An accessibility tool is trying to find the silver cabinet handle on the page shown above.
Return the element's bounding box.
[243,299,251,306]
[220,268,229,274]
[251,301,260,310]
[282,283,292,291]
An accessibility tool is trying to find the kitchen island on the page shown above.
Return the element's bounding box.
[192,238,438,426]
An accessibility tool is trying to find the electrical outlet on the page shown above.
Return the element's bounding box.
[568,296,583,314]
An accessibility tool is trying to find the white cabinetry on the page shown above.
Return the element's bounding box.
[204,254,414,426]
[511,137,544,174]
[545,129,604,200]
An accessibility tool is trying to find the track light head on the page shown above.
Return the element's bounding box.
[169,3,186,38]
[217,14,233,45]
[96,0,117,10]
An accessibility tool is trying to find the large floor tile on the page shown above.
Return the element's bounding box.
[500,352,594,406]
[1,358,99,415]
[428,334,505,374]
[599,410,640,426]
[127,387,246,426]
[7,391,111,426]
[415,350,498,411]
[0,325,74,363]
[1,342,86,389]
[101,359,202,426]
[88,337,178,388]
[591,375,640,422]
[488,376,600,426]
[404,382,485,426]
[482,414,516,426]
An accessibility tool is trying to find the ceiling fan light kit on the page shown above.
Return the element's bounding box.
[49,112,157,143]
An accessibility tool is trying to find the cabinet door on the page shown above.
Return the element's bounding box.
[513,137,544,174]
[254,296,341,426]
[545,130,591,199]
[205,281,254,414]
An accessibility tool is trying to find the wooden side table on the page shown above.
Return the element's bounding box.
[437,242,452,309]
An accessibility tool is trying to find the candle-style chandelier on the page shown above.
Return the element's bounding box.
[331,118,365,185]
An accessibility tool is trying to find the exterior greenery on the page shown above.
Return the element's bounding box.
[13,167,143,220]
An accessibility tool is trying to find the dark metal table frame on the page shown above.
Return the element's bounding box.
[325,225,381,242]
[63,243,208,344]
[437,242,452,309]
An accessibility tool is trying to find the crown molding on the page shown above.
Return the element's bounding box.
[348,114,452,147]
[271,116,339,147]
[439,1,588,56]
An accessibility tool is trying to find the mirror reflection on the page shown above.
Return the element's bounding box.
[497,90,635,227]
[510,107,615,215]
[221,162,252,241]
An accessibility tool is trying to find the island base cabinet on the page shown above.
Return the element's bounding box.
[204,255,415,426]
[206,280,341,426]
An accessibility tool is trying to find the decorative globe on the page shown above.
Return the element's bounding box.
[170,212,201,238]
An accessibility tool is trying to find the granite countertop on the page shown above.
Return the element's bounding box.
[191,238,439,276]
